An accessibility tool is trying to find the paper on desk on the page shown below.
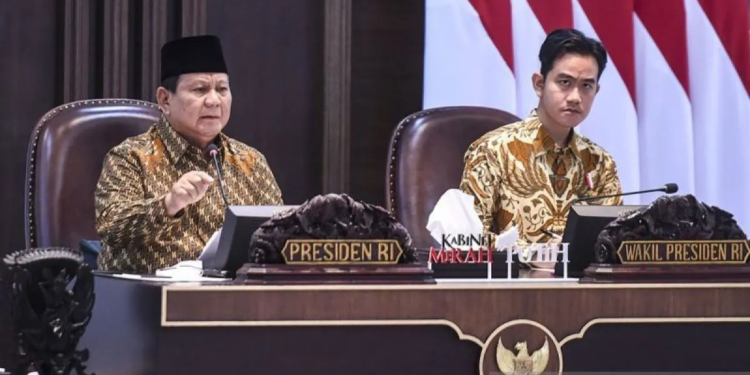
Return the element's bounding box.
[124,228,223,281]
[155,260,204,277]
[112,273,227,282]
[426,189,519,250]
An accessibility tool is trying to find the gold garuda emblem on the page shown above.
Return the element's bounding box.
[496,337,549,375]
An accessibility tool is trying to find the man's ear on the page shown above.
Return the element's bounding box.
[532,72,544,97]
[156,87,171,114]
[596,83,601,94]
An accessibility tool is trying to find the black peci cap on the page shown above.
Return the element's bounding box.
[160,35,228,82]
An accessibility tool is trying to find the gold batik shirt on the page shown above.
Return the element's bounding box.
[95,117,283,274]
[459,110,622,245]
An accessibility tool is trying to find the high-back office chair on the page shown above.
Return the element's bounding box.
[385,106,521,249]
[25,99,161,265]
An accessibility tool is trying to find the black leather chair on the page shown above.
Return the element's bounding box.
[25,99,161,265]
[385,106,521,249]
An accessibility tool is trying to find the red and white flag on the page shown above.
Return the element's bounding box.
[424,0,750,230]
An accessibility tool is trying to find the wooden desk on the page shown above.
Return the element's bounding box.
[79,274,750,375]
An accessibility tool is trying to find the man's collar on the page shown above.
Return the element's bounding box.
[155,115,234,162]
[528,109,581,159]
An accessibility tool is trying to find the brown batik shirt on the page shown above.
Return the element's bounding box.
[459,109,623,246]
[95,116,283,274]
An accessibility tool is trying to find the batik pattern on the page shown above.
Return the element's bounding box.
[95,116,283,274]
[459,110,622,245]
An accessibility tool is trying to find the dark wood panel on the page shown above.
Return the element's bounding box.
[206,0,325,204]
[0,1,60,367]
[80,277,480,375]
[180,0,206,36]
[79,277,750,374]
[164,284,750,340]
[160,326,478,375]
[102,0,132,97]
[322,0,352,194]
[562,323,750,371]
[138,0,169,102]
[61,0,95,101]
[349,0,425,206]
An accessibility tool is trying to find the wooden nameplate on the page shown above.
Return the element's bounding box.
[234,263,435,285]
[582,239,750,283]
[581,263,750,283]
[233,239,435,284]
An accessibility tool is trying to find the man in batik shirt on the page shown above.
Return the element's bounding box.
[95,35,283,274]
[460,29,622,248]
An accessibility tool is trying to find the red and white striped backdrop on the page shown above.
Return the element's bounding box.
[424,0,750,230]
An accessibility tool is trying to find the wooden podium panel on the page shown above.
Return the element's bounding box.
[78,274,750,375]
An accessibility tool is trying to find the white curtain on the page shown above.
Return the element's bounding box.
[424,0,750,231]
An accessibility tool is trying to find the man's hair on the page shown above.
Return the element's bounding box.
[538,28,608,80]
[160,76,180,93]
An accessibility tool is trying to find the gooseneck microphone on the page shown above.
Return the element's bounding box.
[574,183,678,204]
[204,143,230,206]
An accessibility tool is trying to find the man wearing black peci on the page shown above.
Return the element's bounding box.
[94,35,283,274]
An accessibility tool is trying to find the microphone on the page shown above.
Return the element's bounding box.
[204,144,230,206]
[574,183,678,204]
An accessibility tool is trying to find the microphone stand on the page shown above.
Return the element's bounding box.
[209,151,231,206]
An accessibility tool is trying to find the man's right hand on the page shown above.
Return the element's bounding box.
[164,171,215,217]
